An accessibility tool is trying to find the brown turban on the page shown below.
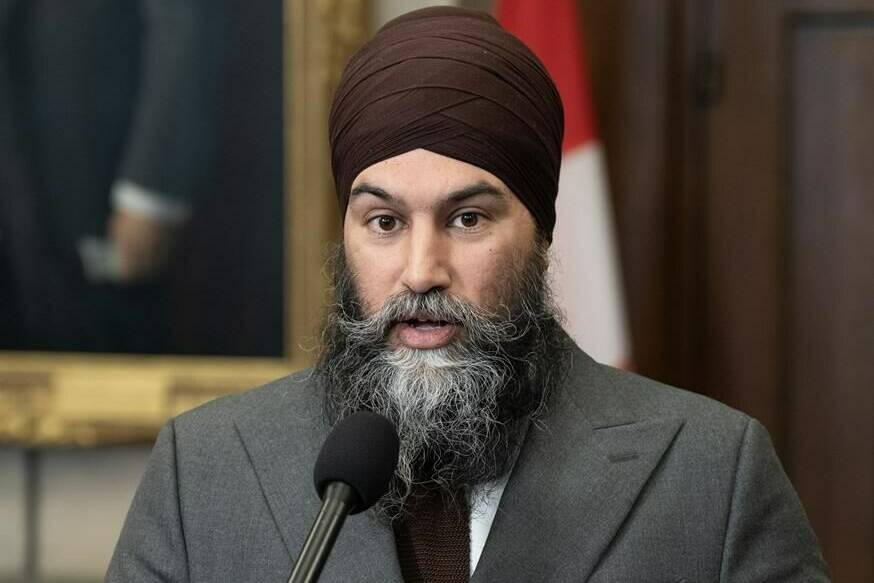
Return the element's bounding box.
[329,6,564,240]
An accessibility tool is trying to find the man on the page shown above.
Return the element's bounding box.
[107,7,829,582]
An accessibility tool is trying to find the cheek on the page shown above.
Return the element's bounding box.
[451,246,507,303]
[344,241,399,312]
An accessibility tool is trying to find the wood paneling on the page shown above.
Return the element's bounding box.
[787,15,874,581]
[701,0,787,437]
[578,0,675,382]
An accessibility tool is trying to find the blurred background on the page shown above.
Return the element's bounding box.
[0,0,284,357]
[0,0,872,581]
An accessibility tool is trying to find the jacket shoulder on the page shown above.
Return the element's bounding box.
[604,364,748,423]
[562,349,753,442]
[170,367,322,445]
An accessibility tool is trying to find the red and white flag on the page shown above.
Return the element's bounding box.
[497,0,632,367]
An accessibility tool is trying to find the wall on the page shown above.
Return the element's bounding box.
[0,447,150,582]
[0,449,26,580]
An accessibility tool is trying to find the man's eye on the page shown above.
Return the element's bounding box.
[451,212,480,228]
[371,215,398,232]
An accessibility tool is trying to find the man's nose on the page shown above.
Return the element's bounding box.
[400,224,451,294]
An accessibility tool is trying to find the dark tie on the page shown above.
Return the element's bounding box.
[394,487,471,583]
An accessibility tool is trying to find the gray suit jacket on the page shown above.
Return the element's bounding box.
[106,348,829,582]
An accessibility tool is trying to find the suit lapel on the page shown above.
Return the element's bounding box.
[472,351,684,583]
[233,376,403,582]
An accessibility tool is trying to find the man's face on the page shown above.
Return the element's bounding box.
[343,148,538,350]
[324,149,565,516]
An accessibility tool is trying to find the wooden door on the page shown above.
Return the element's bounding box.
[698,1,874,579]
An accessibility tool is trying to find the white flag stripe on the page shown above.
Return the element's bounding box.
[551,143,631,366]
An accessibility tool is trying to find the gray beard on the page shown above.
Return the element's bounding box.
[316,244,570,520]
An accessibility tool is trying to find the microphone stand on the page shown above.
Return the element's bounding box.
[288,482,359,583]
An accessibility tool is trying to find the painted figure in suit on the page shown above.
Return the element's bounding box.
[0,0,226,352]
[107,7,829,581]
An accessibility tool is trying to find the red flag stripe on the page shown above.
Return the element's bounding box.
[496,0,597,152]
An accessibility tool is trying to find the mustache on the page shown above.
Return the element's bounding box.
[337,289,530,347]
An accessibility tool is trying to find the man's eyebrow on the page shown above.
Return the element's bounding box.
[349,183,398,202]
[445,182,508,204]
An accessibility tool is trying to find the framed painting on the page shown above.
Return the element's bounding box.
[0,0,369,447]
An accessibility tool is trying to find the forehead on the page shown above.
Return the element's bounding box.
[349,149,519,209]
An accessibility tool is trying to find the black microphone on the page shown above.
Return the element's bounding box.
[287,411,399,583]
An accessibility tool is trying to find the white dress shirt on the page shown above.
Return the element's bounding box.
[469,474,511,575]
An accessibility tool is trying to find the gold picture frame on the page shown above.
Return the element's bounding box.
[0,0,369,447]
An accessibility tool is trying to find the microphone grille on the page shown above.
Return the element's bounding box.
[313,411,399,514]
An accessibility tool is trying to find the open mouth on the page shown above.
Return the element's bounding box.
[404,318,452,329]
[393,318,458,349]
